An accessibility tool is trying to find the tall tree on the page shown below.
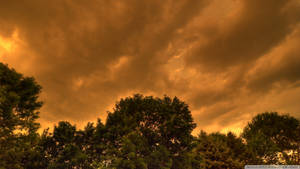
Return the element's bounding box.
[105,94,196,169]
[242,112,300,164]
[0,63,43,168]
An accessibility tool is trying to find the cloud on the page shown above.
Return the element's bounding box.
[185,0,300,71]
[0,0,210,123]
[0,0,300,134]
[247,26,300,92]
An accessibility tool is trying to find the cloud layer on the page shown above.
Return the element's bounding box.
[0,0,300,134]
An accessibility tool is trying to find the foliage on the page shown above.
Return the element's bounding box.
[105,94,196,169]
[190,131,246,169]
[1,62,300,168]
[242,112,300,164]
[0,63,42,169]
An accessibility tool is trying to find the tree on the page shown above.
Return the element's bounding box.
[190,131,246,169]
[105,94,196,169]
[0,62,43,168]
[109,131,149,169]
[39,121,91,169]
[242,112,300,164]
[76,120,108,168]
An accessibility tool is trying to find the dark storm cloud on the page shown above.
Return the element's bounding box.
[0,0,300,133]
[247,28,300,92]
[185,0,300,71]
[182,0,300,132]
[0,0,210,123]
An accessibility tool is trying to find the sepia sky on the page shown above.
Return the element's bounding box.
[1,0,300,134]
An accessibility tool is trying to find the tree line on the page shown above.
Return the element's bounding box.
[0,62,299,169]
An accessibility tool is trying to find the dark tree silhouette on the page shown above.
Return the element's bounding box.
[39,121,93,169]
[190,131,247,169]
[0,63,42,169]
[105,94,196,169]
[242,112,300,164]
[1,62,300,168]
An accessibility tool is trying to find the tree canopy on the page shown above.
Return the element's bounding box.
[0,62,299,168]
[0,63,42,168]
[242,112,300,164]
[105,94,196,169]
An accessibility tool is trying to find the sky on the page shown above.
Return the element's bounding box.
[0,0,300,135]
